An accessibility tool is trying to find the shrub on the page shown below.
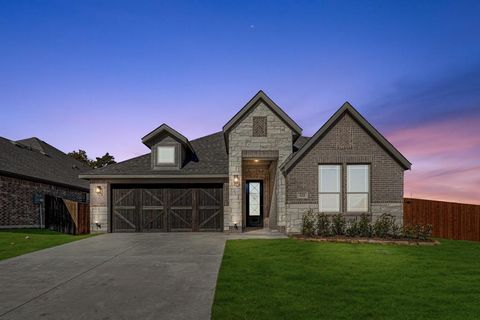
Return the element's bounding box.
[402,225,415,240]
[358,213,372,237]
[302,209,316,237]
[316,213,331,237]
[373,213,396,238]
[390,222,403,239]
[345,219,360,237]
[417,224,433,240]
[331,213,346,236]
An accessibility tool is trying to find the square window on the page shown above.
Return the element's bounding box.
[319,194,340,212]
[347,194,368,212]
[156,146,175,164]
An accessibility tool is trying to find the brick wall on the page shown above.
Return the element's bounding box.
[285,112,405,233]
[0,175,88,228]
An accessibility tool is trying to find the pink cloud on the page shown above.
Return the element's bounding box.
[386,116,480,205]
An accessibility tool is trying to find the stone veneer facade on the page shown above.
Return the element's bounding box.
[0,175,88,228]
[226,101,293,231]
[89,180,108,233]
[284,113,404,233]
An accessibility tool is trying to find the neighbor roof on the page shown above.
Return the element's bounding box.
[0,137,90,190]
[281,102,412,172]
[222,90,302,149]
[80,131,228,179]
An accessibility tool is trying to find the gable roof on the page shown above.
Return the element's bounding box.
[142,123,194,153]
[0,137,90,190]
[280,102,412,172]
[222,91,302,149]
[80,131,228,179]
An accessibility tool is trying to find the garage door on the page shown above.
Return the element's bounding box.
[111,185,223,232]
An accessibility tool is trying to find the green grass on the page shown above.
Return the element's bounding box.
[0,229,94,261]
[212,239,480,320]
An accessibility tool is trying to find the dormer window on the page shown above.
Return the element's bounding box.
[156,146,175,164]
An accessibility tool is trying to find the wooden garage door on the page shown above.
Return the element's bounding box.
[111,185,223,232]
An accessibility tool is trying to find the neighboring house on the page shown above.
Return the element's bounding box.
[80,91,411,234]
[0,137,89,228]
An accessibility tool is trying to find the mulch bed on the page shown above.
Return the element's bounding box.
[293,235,439,246]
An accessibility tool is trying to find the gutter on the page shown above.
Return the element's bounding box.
[78,174,229,179]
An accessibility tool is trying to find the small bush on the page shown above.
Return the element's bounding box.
[403,225,415,240]
[358,213,372,237]
[331,214,346,236]
[316,213,331,237]
[373,213,395,238]
[417,224,433,240]
[345,219,360,237]
[302,209,316,237]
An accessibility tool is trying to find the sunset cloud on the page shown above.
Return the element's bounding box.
[387,116,480,204]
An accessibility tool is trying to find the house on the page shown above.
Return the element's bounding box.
[80,91,411,234]
[0,137,90,228]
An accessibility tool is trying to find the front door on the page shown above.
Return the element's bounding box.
[246,180,263,228]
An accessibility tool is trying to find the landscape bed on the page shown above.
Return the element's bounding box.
[212,238,480,320]
[0,229,94,261]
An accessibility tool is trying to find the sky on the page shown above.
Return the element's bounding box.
[1,0,479,204]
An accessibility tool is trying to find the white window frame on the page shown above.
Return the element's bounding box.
[318,165,341,213]
[156,146,176,164]
[346,164,369,212]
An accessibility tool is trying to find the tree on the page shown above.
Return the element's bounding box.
[67,150,92,168]
[68,150,116,169]
[93,152,116,169]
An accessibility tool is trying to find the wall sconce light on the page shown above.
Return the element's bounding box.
[234,222,238,230]
[95,186,103,195]
[233,175,240,187]
[254,159,259,162]
[95,220,102,229]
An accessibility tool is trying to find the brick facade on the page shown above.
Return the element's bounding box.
[0,175,88,228]
[284,113,404,233]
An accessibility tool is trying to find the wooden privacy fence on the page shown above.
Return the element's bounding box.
[45,195,90,235]
[404,198,480,241]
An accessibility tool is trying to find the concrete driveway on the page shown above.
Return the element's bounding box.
[0,233,226,320]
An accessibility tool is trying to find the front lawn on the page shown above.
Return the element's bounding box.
[212,239,480,320]
[0,229,94,261]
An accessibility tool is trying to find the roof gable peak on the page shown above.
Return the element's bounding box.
[281,101,412,172]
[142,123,193,152]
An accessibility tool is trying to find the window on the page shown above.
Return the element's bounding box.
[347,165,369,212]
[318,165,341,212]
[156,146,175,164]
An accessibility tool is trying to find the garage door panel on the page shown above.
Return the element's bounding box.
[111,185,222,232]
[141,189,166,231]
[112,189,138,232]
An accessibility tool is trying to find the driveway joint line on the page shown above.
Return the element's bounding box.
[0,244,137,318]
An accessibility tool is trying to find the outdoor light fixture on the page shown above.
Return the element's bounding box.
[95,186,103,195]
[95,220,101,229]
[254,159,259,162]
[234,223,238,230]
[233,175,240,187]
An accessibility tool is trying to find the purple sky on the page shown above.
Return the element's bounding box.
[1,1,479,204]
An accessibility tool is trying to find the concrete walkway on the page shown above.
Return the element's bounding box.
[0,233,226,320]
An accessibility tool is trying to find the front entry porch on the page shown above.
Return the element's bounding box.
[242,159,277,231]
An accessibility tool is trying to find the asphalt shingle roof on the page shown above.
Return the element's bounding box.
[83,131,229,177]
[0,137,90,190]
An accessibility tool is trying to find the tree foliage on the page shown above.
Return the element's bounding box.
[67,150,116,169]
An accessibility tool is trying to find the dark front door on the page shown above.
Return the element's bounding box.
[246,180,263,228]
